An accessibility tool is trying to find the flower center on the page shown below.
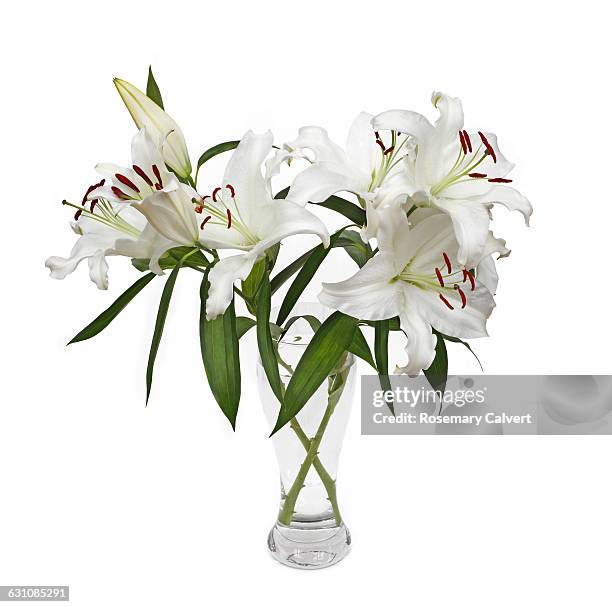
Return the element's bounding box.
[194,184,259,245]
[397,250,475,310]
[111,164,165,201]
[429,131,511,197]
[368,130,411,192]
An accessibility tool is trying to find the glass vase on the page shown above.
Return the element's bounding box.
[257,303,356,569]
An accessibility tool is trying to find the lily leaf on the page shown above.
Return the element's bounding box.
[199,270,241,429]
[236,316,256,339]
[146,66,164,109]
[424,333,448,393]
[271,312,358,435]
[132,247,209,272]
[68,273,156,344]
[374,319,394,414]
[436,330,483,371]
[146,260,186,403]
[241,257,267,313]
[348,327,377,370]
[256,273,284,404]
[335,230,373,268]
[195,140,240,182]
[270,248,314,295]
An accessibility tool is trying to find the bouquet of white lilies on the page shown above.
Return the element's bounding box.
[46,68,532,433]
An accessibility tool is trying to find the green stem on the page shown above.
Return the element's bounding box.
[278,370,347,526]
[289,418,341,525]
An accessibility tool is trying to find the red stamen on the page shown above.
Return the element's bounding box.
[111,186,130,200]
[74,208,83,221]
[384,146,394,155]
[226,184,235,197]
[81,179,105,205]
[459,130,467,154]
[200,215,212,229]
[455,285,467,308]
[435,267,445,287]
[90,199,98,212]
[469,172,487,178]
[115,173,140,193]
[132,165,153,187]
[212,187,222,202]
[488,177,513,183]
[226,209,232,229]
[374,131,380,140]
[375,139,386,154]
[463,130,472,153]
[463,269,476,291]
[478,131,497,163]
[442,252,452,274]
[195,205,203,214]
[439,294,454,310]
[151,164,163,188]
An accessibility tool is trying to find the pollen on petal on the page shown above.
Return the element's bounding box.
[439,294,454,310]
[442,252,452,274]
[115,173,140,193]
[132,165,154,187]
[478,132,497,163]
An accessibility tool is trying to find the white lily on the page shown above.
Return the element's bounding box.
[45,196,174,289]
[269,113,412,239]
[319,206,506,375]
[114,77,192,180]
[199,130,330,319]
[372,92,532,267]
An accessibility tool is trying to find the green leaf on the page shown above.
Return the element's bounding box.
[256,273,284,404]
[424,333,448,393]
[241,257,267,308]
[132,246,210,272]
[199,270,241,429]
[374,320,394,414]
[280,314,321,338]
[275,187,365,225]
[146,261,185,403]
[68,273,156,344]
[271,312,358,434]
[195,140,240,181]
[335,230,373,268]
[270,248,314,295]
[236,316,256,339]
[348,327,376,370]
[436,331,483,371]
[276,229,348,325]
[146,66,164,109]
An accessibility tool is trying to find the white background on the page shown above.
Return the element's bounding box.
[2,1,611,605]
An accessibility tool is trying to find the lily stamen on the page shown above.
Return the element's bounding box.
[478,131,497,163]
[439,294,454,310]
[442,252,452,274]
[115,173,140,193]
[132,164,153,187]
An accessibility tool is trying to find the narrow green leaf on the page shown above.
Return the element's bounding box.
[256,273,284,404]
[374,320,394,414]
[335,230,373,268]
[436,331,483,371]
[275,187,365,226]
[199,271,241,428]
[195,140,240,181]
[424,333,448,393]
[146,66,164,109]
[271,312,358,434]
[280,314,321,338]
[241,257,267,307]
[68,273,156,344]
[348,327,377,370]
[270,248,314,295]
[146,262,184,403]
[236,316,256,339]
[276,229,348,325]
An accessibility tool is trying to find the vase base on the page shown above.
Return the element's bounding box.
[267,520,351,570]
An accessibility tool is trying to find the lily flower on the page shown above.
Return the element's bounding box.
[114,77,192,179]
[45,195,173,289]
[198,130,330,319]
[372,92,532,266]
[269,113,412,238]
[319,206,507,375]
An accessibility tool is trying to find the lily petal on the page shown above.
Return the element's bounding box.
[371,109,435,142]
[482,184,533,225]
[396,305,437,376]
[206,253,257,320]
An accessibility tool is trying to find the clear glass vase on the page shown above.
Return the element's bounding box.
[257,303,356,569]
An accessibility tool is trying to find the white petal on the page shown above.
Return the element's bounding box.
[131,127,166,173]
[431,92,464,142]
[433,198,491,267]
[287,162,367,205]
[113,78,192,178]
[133,182,199,246]
[206,253,257,320]
[88,250,109,289]
[319,253,402,320]
[371,109,434,142]
[114,224,176,275]
[477,255,499,294]
[483,185,533,225]
[286,125,347,165]
[396,306,437,376]
[345,112,378,177]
